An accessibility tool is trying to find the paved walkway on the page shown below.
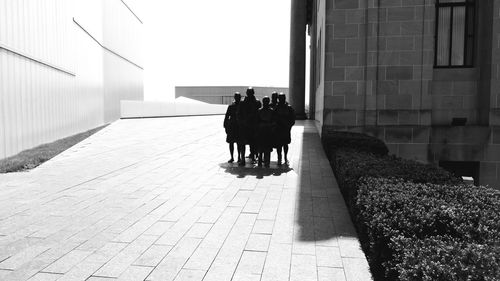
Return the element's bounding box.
[0,116,372,281]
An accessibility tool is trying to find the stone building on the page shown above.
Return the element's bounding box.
[290,0,500,188]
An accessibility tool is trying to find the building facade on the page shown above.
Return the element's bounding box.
[175,86,289,105]
[291,0,500,188]
[0,0,143,160]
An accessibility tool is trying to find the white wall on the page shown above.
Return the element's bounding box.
[121,99,227,119]
[0,0,143,159]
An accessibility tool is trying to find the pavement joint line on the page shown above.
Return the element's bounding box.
[241,249,268,253]
[89,275,116,279]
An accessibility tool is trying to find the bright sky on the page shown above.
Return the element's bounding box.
[139,0,292,101]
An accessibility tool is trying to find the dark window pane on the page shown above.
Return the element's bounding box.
[451,7,465,65]
[465,6,474,66]
[435,0,474,67]
[437,7,451,66]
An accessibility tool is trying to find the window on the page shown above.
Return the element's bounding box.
[315,28,322,89]
[435,0,475,67]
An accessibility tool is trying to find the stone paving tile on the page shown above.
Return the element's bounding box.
[343,257,372,281]
[95,235,158,278]
[0,116,372,280]
[318,266,346,281]
[290,254,318,281]
[203,213,257,281]
[316,246,343,268]
[27,272,62,281]
[245,233,271,252]
[185,223,213,239]
[133,245,173,267]
[261,243,292,281]
[251,219,274,234]
[0,245,51,270]
[117,265,154,281]
[240,251,267,273]
[146,237,202,281]
[173,269,206,281]
[41,249,93,274]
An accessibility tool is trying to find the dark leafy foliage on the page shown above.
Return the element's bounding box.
[322,131,389,157]
[324,133,499,281]
[356,177,500,280]
[391,236,500,281]
[333,149,461,212]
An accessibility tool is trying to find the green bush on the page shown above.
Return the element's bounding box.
[324,134,499,281]
[322,131,389,157]
[332,149,461,211]
[355,177,500,280]
[390,236,500,281]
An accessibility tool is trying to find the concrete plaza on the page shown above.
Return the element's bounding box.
[0,116,371,281]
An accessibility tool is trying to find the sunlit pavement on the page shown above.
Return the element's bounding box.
[0,115,372,281]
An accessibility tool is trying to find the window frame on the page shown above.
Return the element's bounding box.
[434,0,476,68]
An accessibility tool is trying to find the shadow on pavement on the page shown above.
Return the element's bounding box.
[295,122,357,243]
[219,162,293,179]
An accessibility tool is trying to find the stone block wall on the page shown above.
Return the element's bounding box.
[322,0,435,159]
[315,0,500,188]
[322,0,435,129]
[431,69,479,125]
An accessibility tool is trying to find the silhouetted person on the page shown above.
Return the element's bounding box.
[256,96,275,167]
[274,93,295,165]
[224,92,241,163]
[270,91,279,110]
[237,87,261,165]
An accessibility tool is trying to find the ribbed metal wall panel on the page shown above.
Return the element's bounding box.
[103,51,143,123]
[0,0,143,159]
[101,0,143,123]
[103,0,143,66]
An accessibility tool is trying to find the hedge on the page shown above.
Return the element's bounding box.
[356,177,500,280]
[322,131,500,281]
[391,236,500,281]
[333,149,461,212]
[322,131,389,157]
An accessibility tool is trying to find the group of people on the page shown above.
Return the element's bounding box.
[224,87,295,167]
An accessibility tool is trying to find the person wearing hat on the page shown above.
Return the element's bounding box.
[224,92,242,163]
[270,91,279,110]
[274,93,295,165]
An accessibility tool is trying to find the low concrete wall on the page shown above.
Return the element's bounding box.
[120,98,227,118]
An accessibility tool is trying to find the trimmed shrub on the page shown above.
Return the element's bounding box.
[334,149,461,186]
[332,149,461,212]
[391,236,500,281]
[355,177,500,280]
[323,133,499,281]
[322,131,389,157]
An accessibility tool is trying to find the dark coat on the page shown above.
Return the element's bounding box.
[256,107,275,152]
[224,102,239,143]
[237,97,261,144]
[274,103,295,145]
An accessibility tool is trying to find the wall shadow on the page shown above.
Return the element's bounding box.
[219,162,293,179]
[295,122,358,242]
